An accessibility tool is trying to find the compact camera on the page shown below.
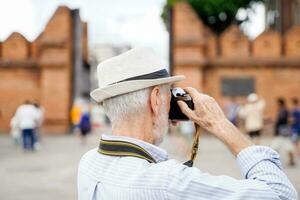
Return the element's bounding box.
[169,88,194,121]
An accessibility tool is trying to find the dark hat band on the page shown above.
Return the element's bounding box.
[109,69,169,85]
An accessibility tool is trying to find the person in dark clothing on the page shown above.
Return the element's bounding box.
[291,98,300,156]
[275,98,289,136]
[79,111,91,145]
[272,98,295,166]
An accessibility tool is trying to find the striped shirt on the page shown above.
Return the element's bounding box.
[78,134,297,200]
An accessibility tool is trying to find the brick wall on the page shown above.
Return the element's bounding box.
[2,32,30,60]
[0,6,88,134]
[0,67,40,131]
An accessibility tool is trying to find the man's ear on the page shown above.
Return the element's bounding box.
[150,86,161,116]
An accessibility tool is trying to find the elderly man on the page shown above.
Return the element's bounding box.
[78,47,297,200]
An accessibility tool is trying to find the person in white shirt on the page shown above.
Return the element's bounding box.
[78,47,297,200]
[14,100,40,151]
[239,93,265,144]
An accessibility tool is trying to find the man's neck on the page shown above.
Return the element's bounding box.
[111,115,155,144]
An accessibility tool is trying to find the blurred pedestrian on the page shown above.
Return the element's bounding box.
[90,104,108,134]
[70,103,82,134]
[225,96,239,126]
[33,101,44,150]
[271,98,295,166]
[274,98,289,136]
[238,93,265,144]
[10,115,21,146]
[79,110,91,145]
[290,97,300,156]
[14,100,40,151]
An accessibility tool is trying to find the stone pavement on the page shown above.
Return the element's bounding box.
[0,133,299,200]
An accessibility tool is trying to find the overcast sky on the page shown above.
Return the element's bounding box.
[0,0,265,61]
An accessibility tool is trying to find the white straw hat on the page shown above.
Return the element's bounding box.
[90,47,185,103]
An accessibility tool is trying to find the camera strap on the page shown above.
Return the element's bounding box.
[98,139,156,164]
[98,125,201,167]
[183,124,201,167]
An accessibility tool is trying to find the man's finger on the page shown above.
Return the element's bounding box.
[177,100,195,119]
[183,87,200,100]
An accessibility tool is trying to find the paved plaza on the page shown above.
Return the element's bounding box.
[0,132,299,199]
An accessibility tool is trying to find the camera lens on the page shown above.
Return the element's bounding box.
[172,87,185,97]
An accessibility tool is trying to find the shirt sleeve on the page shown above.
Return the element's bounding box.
[166,146,297,200]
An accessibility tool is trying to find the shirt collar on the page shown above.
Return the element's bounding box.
[101,134,169,163]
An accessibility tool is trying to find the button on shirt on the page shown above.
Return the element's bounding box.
[78,134,297,200]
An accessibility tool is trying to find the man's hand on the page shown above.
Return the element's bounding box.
[177,87,227,136]
[177,87,253,156]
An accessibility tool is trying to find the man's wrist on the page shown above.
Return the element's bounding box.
[216,120,254,156]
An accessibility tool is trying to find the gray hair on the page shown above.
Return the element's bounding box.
[102,84,170,124]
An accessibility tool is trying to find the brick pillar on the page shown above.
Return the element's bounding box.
[171,2,205,91]
[38,7,73,133]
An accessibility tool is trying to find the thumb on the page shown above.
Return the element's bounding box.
[177,100,195,119]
